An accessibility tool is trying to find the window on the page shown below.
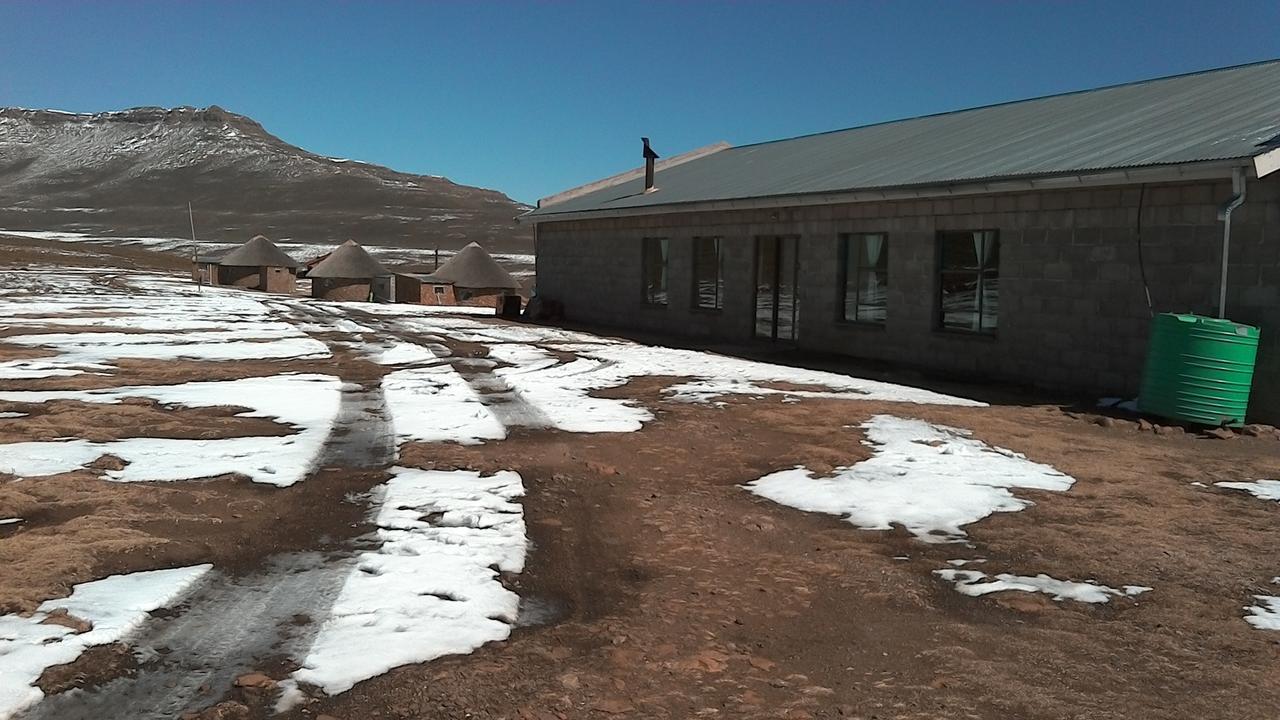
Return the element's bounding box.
[642,237,669,305]
[938,230,999,333]
[433,286,446,296]
[692,236,723,310]
[840,233,888,323]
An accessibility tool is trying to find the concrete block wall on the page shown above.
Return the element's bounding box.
[534,177,1280,421]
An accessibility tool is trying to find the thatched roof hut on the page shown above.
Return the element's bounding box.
[393,242,522,310]
[309,241,392,302]
[419,242,521,290]
[308,240,390,278]
[206,235,300,293]
[219,235,300,268]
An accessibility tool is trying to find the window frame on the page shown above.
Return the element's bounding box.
[837,232,889,326]
[935,229,1000,335]
[641,237,669,306]
[691,236,724,312]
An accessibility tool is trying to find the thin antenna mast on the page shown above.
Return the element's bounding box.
[188,202,201,293]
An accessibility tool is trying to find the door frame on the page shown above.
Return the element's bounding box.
[753,235,800,343]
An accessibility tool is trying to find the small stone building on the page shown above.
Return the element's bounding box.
[521,60,1280,423]
[394,242,523,308]
[214,235,300,293]
[192,256,221,285]
[309,240,392,302]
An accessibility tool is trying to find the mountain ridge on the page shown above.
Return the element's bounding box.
[0,105,532,253]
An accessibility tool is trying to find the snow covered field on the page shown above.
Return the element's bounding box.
[13,265,1276,716]
[0,267,1002,713]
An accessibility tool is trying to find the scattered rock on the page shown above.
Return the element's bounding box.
[591,698,635,714]
[1092,416,1116,428]
[40,608,92,633]
[585,460,619,476]
[695,649,730,672]
[1243,424,1276,437]
[747,655,777,671]
[233,672,277,691]
[1203,427,1236,440]
[1138,419,1154,432]
[801,685,836,697]
[1154,424,1185,436]
[88,454,128,471]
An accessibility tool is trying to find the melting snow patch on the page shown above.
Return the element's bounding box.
[382,366,505,444]
[1216,480,1280,502]
[0,412,26,419]
[935,569,1149,603]
[485,342,983,434]
[0,518,21,525]
[0,272,330,378]
[0,565,210,720]
[291,468,525,695]
[744,415,1073,542]
[1244,596,1280,630]
[487,344,652,432]
[363,340,443,366]
[561,342,985,407]
[0,374,342,486]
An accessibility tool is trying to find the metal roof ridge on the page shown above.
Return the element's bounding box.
[732,57,1280,152]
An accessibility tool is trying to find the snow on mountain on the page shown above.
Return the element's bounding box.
[0,106,532,253]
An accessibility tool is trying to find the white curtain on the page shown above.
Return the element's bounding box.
[865,234,884,267]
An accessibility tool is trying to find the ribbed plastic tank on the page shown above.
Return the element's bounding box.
[1138,313,1260,427]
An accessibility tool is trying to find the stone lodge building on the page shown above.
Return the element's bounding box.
[521,60,1280,422]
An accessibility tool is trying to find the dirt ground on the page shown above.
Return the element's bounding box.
[3,240,1280,720]
[271,387,1278,720]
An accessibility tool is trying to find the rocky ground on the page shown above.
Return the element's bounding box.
[1,239,1279,720]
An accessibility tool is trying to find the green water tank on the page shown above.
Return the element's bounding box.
[1138,313,1260,427]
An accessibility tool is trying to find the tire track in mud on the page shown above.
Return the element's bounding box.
[342,306,558,432]
[23,554,359,720]
[21,304,395,720]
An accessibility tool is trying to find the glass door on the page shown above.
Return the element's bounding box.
[754,236,799,342]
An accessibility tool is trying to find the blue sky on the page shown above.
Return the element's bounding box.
[1,1,1277,204]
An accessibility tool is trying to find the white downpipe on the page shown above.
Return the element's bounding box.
[1217,167,1247,319]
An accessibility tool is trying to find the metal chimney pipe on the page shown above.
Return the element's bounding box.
[642,137,659,192]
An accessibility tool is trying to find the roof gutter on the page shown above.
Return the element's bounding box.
[517,159,1248,225]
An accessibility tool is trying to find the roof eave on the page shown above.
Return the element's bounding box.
[518,159,1253,225]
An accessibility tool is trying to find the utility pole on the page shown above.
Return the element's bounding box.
[189,202,201,292]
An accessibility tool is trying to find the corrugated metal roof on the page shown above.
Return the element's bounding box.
[526,59,1280,219]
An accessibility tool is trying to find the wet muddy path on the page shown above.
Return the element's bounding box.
[20,301,400,719]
